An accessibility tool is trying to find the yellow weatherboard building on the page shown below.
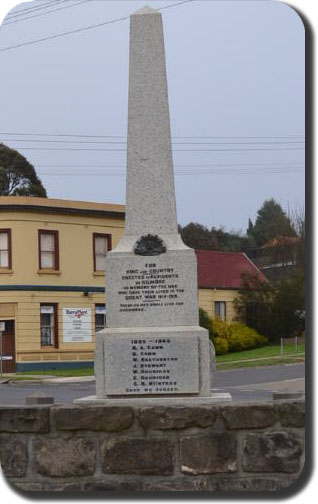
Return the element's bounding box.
[0,196,125,372]
[0,196,264,372]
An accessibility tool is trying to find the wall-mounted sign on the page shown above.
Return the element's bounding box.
[63,308,92,343]
[40,306,54,314]
[95,305,106,314]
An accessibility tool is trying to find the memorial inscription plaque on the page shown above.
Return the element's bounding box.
[106,255,198,327]
[105,335,199,395]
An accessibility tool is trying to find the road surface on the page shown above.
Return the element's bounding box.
[0,363,305,405]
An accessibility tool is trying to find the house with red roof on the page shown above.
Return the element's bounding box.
[246,235,303,282]
[196,250,266,322]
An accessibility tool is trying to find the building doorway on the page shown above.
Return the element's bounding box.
[0,320,16,373]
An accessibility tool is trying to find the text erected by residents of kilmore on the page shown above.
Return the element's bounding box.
[118,262,185,313]
[104,335,200,395]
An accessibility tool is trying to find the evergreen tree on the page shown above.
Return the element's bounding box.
[249,198,296,247]
[180,222,218,250]
[0,143,47,197]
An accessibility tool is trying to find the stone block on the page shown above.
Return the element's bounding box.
[101,438,174,475]
[243,432,303,473]
[0,435,27,477]
[222,404,277,429]
[273,392,304,400]
[138,406,217,430]
[13,482,44,492]
[0,407,50,433]
[278,401,305,427]
[214,477,296,492]
[44,482,84,491]
[33,438,95,477]
[26,392,54,405]
[144,478,216,491]
[82,479,143,491]
[53,405,134,432]
[180,434,237,474]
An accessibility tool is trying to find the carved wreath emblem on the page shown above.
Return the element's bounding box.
[134,234,166,256]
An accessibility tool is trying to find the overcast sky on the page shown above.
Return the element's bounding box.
[0,0,304,233]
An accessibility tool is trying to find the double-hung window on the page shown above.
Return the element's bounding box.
[214,301,226,320]
[93,233,112,272]
[95,304,106,332]
[0,229,12,269]
[39,230,59,270]
[40,305,58,347]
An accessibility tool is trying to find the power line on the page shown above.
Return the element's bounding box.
[156,0,195,12]
[170,141,304,145]
[1,138,127,144]
[0,0,194,52]
[3,146,305,152]
[172,147,305,152]
[0,138,305,145]
[0,14,130,53]
[2,0,91,27]
[37,168,303,177]
[37,164,303,171]
[37,168,304,175]
[35,163,304,172]
[0,132,126,138]
[5,0,66,19]
[33,162,306,168]
[0,132,305,139]
[171,135,305,139]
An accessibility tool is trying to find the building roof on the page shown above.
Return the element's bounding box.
[195,249,266,289]
[0,196,125,218]
[261,235,300,249]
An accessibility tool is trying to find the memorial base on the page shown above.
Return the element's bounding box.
[94,326,215,399]
[74,393,232,405]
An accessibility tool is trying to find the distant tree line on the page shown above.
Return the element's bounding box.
[179,222,253,252]
[179,198,303,253]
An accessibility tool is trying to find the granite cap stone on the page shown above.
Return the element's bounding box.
[132,5,159,16]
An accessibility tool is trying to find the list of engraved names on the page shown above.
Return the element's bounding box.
[118,262,185,313]
[104,335,199,396]
[127,338,178,393]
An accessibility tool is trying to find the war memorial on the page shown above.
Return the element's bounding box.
[89,5,220,404]
[0,6,305,494]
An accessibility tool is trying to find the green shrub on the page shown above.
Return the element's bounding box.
[199,308,213,339]
[213,337,229,355]
[212,318,231,340]
[228,323,268,352]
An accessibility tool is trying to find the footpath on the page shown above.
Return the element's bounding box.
[0,375,95,384]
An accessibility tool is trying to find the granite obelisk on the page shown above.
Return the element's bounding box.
[125,5,178,237]
[93,6,217,403]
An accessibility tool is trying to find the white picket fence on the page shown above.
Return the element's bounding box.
[280,336,305,359]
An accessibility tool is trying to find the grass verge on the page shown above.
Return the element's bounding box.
[6,376,41,381]
[216,343,305,369]
[16,368,94,377]
[216,356,305,370]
